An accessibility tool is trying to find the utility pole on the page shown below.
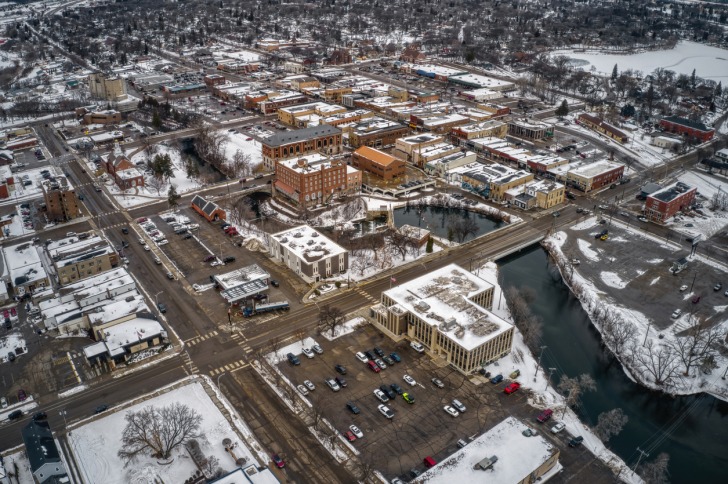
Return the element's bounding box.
[689,271,698,293]
[545,368,556,391]
[633,447,650,473]
[643,320,652,346]
[535,345,547,382]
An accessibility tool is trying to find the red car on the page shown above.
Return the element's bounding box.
[504,382,521,395]
[271,454,285,468]
[344,430,357,442]
[18,389,27,401]
[692,295,701,304]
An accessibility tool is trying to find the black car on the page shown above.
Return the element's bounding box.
[335,376,348,388]
[223,256,236,264]
[389,352,401,363]
[121,227,129,234]
[94,404,109,414]
[32,411,47,421]
[270,280,280,287]
[157,303,167,314]
[383,355,395,366]
[183,234,193,239]
[287,353,301,366]
[374,347,385,357]
[364,350,375,360]
[390,383,404,395]
[595,229,608,239]
[346,401,360,414]
[379,385,396,399]
[569,436,584,447]
[335,364,347,375]
[8,410,23,421]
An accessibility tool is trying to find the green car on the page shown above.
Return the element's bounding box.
[403,392,415,404]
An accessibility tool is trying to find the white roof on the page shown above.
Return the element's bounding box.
[449,73,515,90]
[272,225,347,263]
[383,264,512,351]
[101,317,165,355]
[417,416,559,483]
[411,63,467,77]
[568,159,624,178]
[3,242,47,286]
[88,294,149,326]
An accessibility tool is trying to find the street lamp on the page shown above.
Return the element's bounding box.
[60,409,68,432]
[535,345,547,382]
[545,368,556,391]
[154,291,164,309]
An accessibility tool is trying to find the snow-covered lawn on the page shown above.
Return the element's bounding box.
[220,131,263,168]
[68,378,268,484]
[0,333,27,364]
[552,41,728,82]
[318,316,366,341]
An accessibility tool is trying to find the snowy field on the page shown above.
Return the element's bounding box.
[68,379,267,484]
[221,132,263,169]
[553,41,728,82]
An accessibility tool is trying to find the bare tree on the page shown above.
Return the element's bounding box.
[632,340,682,388]
[669,325,722,376]
[593,408,628,443]
[504,287,543,352]
[557,374,596,417]
[202,455,221,478]
[601,313,638,356]
[318,304,345,338]
[230,149,252,178]
[147,174,167,196]
[639,452,670,484]
[118,403,203,462]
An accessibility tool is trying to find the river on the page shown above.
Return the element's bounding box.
[498,245,728,483]
[393,205,504,241]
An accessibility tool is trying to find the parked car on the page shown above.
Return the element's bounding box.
[374,358,387,370]
[374,389,389,403]
[17,389,27,401]
[679,285,688,292]
[157,303,167,314]
[270,280,280,287]
[443,405,460,417]
[94,404,108,414]
[335,376,347,388]
[272,454,285,468]
[302,347,314,359]
[714,283,722,291]
[569,435,584,447]
[297,385,309,396]
[389,352,401,363]
[312,344,323,355]
[379,385,396,400]
[344,430,357,442]
[364,350,375,360]
[551,422,566,434]
[0,397,7,408]
[303,380,315,391]
[536,409,554,423]
[335,364,347,375]
[451,399,466,413]
[691,295,701,304]
[390,383,403,395]
[431,377,445,388]
[378,404,394,419]
[382,355,395,366]
[410,341,425,353]
[403,374,416,386]
[355,352,368,363]
[326,379,340,392]
[286,353,300,366]
[373,347,385,357]
[367,360,381,373]
[346,402,360,414]
[349,425,363,438]
[403,392,415,404]
[504,382,521,394]
[671,309,682,319]
[7,410,23,421]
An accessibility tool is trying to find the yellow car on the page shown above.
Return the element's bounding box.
[403,392,415,404]
[600,234,609,241]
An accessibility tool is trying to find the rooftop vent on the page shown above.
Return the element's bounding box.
[413,300,430,312]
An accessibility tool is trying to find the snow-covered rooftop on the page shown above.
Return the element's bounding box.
[568,159,625,178]
[3,242,47,287]
[271,226,347,263]
[383,264,511,350]
[87,294,149,327]
[101,317,165,356]
[416,416,559,483]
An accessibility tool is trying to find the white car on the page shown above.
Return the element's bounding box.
[375,358,387,370]
[403,374,416,386]
[157,239,169,246]
[210,261,223,267]
[451,399,466,413]
[312,344,323,355]
[410,341,425,353]
[297,385,309,396]
[303,380,315,391]
[143,245,150,251]
[66,231,76,237]
[679,285,688,292]
[349,425,363,438]
[0,396,7,408]
[355,352,368,363]
[638,216,648,223]
[374,389,389,403]
[551,422,566,434]
[138,237,145,244]
[671,309,682,319]
[302,347,315,359]
[443,405,460,417]
[378,404,394,419]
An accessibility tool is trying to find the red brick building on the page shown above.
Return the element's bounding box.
[191,195,227,222]
[274,155,361,208]
[577,113,629,143]
[659,116,715,142]
[203,74,226,87]
[352,146,405,180]
[261,125,342,170]
[105,153,145,190]
[644,181,696,222]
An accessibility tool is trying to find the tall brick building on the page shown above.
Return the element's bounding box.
[42,177,80,222]
[273,154,361,208]
[261,125,342,170]
[644,181,696,222]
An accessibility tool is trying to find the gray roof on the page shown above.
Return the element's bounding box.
[264,125,341,148]
[22,420,62,471]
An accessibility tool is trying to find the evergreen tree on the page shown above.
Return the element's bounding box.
[690,69,696,89]
[611,63,618,80]
[555,99,569,117]
[167,185,180,209]
[715,81,722,97]
[425,236,433,253]
[152,111,161,130]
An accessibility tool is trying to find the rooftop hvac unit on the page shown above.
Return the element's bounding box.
[413,300,430,312]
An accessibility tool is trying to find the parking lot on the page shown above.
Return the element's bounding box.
[276,325,521,480]
[131,208,297,323]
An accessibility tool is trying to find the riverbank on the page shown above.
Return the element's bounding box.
[542,231,728,402]
[477,262,641,483]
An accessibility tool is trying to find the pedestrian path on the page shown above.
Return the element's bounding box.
[231,331,254,355]
[355,288,378,304]
[181,350,199,374]
[209,358,249,376]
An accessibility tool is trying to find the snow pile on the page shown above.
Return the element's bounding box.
[600,271,628,289]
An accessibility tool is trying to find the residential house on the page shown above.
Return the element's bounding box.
[22,420,68,484]
[104,150,145,190]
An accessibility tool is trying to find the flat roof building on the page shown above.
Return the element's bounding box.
[268,226,348,283]
[372,264,513,374]
[261,124,343,170]
[645,181,697,222]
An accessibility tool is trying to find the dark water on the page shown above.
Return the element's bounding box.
[498,246,728,482]
[393,205,504,242]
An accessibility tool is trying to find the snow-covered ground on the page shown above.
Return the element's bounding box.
[221,131,264,169]
[543,231,728,401]
[318,316,366,341]
[0,333,27,365]
[68,378,270,484]
[552,41,728,82]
